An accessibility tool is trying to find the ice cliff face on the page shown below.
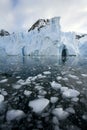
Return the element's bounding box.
[0,17,86,57]
[0,17,62,56]
[77,34,87,57]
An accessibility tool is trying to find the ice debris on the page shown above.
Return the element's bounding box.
[52,107,69,120]
[50,97,58,104]
[43,71,51,75]
[68,74,79,80]
[6,109,25,121]
[0,79,8,83]
[28,98,49,113]
[62,89,80,98]
[0,94,4,103]
[51,81,62,90]
[24,90,32,97]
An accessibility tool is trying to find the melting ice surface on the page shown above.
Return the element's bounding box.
[0,56,87,130]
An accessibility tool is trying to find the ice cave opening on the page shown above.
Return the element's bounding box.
[62,48,67,57]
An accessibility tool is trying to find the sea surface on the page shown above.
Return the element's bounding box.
[0,56,87,130]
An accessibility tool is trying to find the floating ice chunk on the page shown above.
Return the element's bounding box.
[30,76,37,81]
[6,109,25,121]
[82,114,87,120]
[52,108,69,120]
[54,125,60,130]
[65,107,75,114]
[39,90,47,96]
[62,78,68,81]
[43,71,51,75]
[0,79,8,83]
[76,81,82,84]
[35,85,43,90]
[51,81,61,90]
[26,77,32,82]
[62,89,80,98]
[17,79,25,85]
[0,94,4,103]
[71,97,79,102]
[52,116,59,125]
[56,76,62,80]
[28,98,49,113]
[16,76,21,79]
[1,90,8,96]
[37,74,46,79]
[60,87,68,92]
[68,74,79,80]
[12,84,22,89]
[0,102,6,114]
[24,90,32,97]
[50,97,58,103]
[81,74,87,77]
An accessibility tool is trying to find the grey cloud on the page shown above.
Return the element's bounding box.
[0,0,87,33]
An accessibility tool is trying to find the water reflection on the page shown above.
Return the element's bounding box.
[0,56,87,76]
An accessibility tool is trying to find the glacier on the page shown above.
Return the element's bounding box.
[0,17,87,57]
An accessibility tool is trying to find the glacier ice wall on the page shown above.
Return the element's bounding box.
[0,16,86,57]
[0,17,63,56]
[78,35,87,57]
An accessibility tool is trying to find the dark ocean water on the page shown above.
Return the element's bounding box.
[0,56,87,130]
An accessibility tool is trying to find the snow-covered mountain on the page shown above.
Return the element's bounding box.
[0,17,86,57]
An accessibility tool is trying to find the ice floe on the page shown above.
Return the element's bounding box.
[68,74,79,80]
[52,107,69,120]
[60,87,68,92]
[6,109,25,121]
[62,89,80,98]
[50,97,58,104]
[52,116,59,125]
[56,76,62,80]
[71,97,79,102]
[65,107,75,114]
[17,79,25,85]
[76,81,82,84]
[0,79,8,83]
[81,74,87,77]
[0,94,4,103]
[1,89,8,96]
[62,77,69,81]
[51,81,62,90]
[24,90,32,97]
[28,98,49,113]
[37,74,46,79]
[43,71,51,75]
[38,89,47,96]
[12,84,22,89]
[82,114,87,120]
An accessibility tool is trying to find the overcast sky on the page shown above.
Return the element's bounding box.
[0,0,87,33]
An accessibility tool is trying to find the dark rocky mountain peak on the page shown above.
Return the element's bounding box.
[0,29,10,37]
[28,19,49,32]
